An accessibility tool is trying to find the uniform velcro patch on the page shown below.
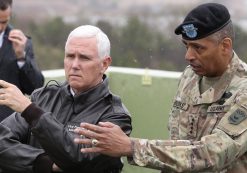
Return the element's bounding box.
[228,108,247,125]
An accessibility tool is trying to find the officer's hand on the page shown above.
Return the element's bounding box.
[8,29,27,59]
[0,80,31,113]
[74,122,133,157]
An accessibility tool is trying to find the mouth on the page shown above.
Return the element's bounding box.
[69,74,81,78]
[190,63,201,72]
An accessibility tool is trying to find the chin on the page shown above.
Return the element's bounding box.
[69,82,80,88]
[194,71,206,77]
[193,70,202,75]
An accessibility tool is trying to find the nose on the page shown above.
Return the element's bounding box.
[71,57,80,69]
[185,47,195,61]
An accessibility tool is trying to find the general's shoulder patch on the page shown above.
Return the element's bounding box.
[228,108,247,125]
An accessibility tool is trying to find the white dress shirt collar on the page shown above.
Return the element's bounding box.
[0,31,5,48]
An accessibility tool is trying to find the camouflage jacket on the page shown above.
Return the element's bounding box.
[129,53,247,173]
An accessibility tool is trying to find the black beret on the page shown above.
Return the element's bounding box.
[175,3,231,40]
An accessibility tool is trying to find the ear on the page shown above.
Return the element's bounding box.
[101,56,112,74]
[221,37,232,54]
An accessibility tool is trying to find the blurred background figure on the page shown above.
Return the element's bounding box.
[0,0,44,121]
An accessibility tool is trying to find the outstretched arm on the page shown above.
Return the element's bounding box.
[74,122,133,157]
[74,120,247,172]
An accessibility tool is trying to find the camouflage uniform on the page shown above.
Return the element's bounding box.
[129,53,247,173]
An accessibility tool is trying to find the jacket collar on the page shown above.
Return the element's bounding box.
[62,74,110,113]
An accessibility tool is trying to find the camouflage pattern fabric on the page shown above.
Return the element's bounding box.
[128,53,247,173]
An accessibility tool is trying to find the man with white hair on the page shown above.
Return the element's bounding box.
[0,25,132,173]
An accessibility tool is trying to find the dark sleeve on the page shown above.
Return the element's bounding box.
[100,108,132,136]
[33,153,53,173]
[100,96,132,136]
[18,38,44,95]
[0,113,45,172]
[21,103,132,172]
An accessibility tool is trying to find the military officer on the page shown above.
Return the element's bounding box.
[74,3,247,173]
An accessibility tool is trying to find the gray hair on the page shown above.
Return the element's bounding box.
[65,25,110,59]
[208,21,235,44]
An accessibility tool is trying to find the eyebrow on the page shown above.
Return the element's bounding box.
[182,40,203,47]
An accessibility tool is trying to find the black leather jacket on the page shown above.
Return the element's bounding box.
[0,75,132,173]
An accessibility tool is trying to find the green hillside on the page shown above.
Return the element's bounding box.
[108,72,178,173]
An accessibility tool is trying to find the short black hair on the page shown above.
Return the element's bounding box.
[175,3,231,40]
[0,0,12,10]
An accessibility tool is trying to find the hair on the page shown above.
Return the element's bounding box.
[0,0,12,10]
[208,21,235,44]
[65,25,110,59]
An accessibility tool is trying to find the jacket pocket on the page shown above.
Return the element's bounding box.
[217,104,247,137]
